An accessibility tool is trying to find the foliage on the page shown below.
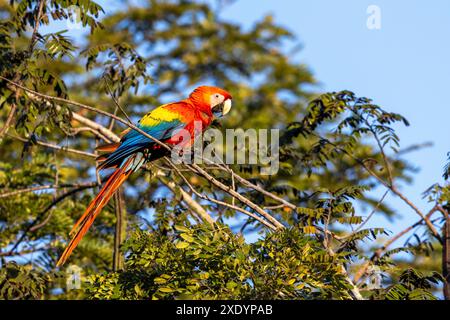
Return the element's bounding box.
[385,269,444,300]
[87,224,365,300]
[0,261,53,299]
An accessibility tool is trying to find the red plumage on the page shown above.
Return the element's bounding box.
[56,86,232,266]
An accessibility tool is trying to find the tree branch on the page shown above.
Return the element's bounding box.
[7,133,96,158]
[112,188,126,271]
[354,206,439,283]
[0,182,97,199]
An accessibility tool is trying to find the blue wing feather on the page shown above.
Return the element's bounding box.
[100,119,185,169]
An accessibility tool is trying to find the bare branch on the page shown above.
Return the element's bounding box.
[342,189,390,240]
[354,206,439,283]
[7,134,96,158]
[112,188,126,271]
[0,104,17,139]
[105,82,132,124]
[391,185,442,243]
[0,182,98,199]
[28,0,46,54]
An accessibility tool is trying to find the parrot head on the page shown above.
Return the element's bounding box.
[189,86,232,118]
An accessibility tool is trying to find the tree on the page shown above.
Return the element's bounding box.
[0,0,448,300]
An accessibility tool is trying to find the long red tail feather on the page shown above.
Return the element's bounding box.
[56,156,134,267]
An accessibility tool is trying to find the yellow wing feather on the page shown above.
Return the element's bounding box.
[139,104,182,127]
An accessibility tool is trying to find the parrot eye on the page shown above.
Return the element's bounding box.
[214,94,220,98]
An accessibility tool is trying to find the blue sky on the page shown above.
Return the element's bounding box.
[43,0,450,246]
[217,0,450,243]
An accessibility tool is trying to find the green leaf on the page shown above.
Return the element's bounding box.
[174,225,190,233]
[176,241,190,249]
[180,233,195,243]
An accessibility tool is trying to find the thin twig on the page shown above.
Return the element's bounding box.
[105,82,132,123]
[0,104,17,139]
[362,116,394,184]
[354,205,439,282]
[0,182,98,199]
[391,185,442,244]
[28,0,46,54]
[69,126,111,142]
[7,133,96,158]
[343,189,390,239]
[0,247,47,257]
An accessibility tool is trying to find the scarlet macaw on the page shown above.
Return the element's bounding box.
[56,86,232,266]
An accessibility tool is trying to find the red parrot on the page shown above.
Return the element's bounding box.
[56,86,232,266]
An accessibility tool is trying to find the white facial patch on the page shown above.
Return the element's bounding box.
[222,99,232,115]
[210,93,224,107]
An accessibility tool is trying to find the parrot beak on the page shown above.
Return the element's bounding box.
[212,99,232,117]
[222,99,232,116]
